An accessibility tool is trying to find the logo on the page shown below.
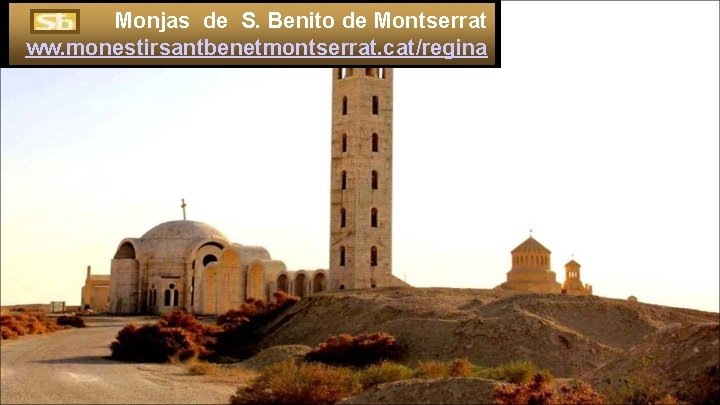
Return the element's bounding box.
[30,9,80,33]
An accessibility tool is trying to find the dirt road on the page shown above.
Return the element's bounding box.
[0,316,237,404]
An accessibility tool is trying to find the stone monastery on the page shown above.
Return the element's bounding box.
[82,68,591,314]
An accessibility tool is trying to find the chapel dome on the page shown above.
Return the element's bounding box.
[141,220,227,241]
[511,236,551,254]
[139,220,228,259]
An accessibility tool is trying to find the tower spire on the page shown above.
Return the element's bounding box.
[181,198,187,220]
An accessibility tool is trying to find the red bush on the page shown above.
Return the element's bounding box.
[305,332,402,367]
[1,313,58,339]
[110,324,199,362]
[494,373,605,405]
[213,292,301,360]
[57,315,86,328]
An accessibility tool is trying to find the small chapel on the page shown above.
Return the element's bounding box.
[498,236,592,295]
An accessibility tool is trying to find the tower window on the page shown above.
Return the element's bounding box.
[340,246,346,266]
[366,68,373,76]
[372,96,379,115]
[379,68,385,79]
[371,246,378,266]
[342,134,347,152]
[340,208,346,228]
[371,170,378,190]
[342,96,348,115]
[341,171,347,190]
[372,133,379,152]
[371,208,378,227]
[164,289,171,306]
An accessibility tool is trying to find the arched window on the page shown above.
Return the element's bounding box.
[339,246,346,266]
[371,170,378,190]
[164,289,171,306]
[372,133,379,152]
[173,290,179,307]
[371,208,378,227]
[340,208,346,228]
[342,96,348,115]
[341,171,347,190]
[371,246,378,266]
[372,96,379,115]
[340,284,345,290]
[203,254,217,267]
[342,134,347,152]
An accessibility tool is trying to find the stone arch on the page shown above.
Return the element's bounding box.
[216,248,240,313]
[294,273,307,298]
[277,273,289,293]
[202,263,218,314]
[313,272,327,293]
[114,241,136,259]
[247,261,265,300]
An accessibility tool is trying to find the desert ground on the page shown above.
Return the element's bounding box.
[2,288,718,404]
[0,316,239,404]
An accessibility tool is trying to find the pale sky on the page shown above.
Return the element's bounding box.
[2,2,718,312]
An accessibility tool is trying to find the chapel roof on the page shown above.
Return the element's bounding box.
[141,220,227,241]
[511,236,551,254]
[565,259,581,267]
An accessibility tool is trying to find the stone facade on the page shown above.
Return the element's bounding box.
[80,265,109,310]
[561,260,592,295]
[329,67,406,290]
[108,220,327,315]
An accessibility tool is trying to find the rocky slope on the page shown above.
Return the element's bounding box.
[258,287,718,393]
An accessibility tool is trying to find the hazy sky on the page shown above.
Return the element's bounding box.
[2,2,718,312]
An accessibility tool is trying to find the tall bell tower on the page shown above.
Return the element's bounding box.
[329,67,395,290]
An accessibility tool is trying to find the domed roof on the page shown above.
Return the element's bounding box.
[139,220,228,260]
[565,259,581,268]
[141,220,227,241]
[511,236,551,254]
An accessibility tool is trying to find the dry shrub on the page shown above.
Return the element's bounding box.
[1,325,18,339]
[109,311,226,363]
[416,360,449,379]
[305,332,401,367]
[448,358,473,377]
[600,375,682,405]
[357,361,415,389]
[494,373,604,405]
[214,292,301,360]
[1,313,58,339]
[56,315,86,328]
[476,360,543,384]
[230,359,359,405]
[110,323,200,362]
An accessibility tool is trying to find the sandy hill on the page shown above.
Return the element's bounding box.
[258,287,718,401]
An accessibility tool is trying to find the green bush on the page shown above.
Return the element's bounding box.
[230,360,360,405]
[356,361,415,389]
[475,360,546,384]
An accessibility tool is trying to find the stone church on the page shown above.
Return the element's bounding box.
[104,67,405,315]
[498,236,592,295]
[109,220,328,315]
